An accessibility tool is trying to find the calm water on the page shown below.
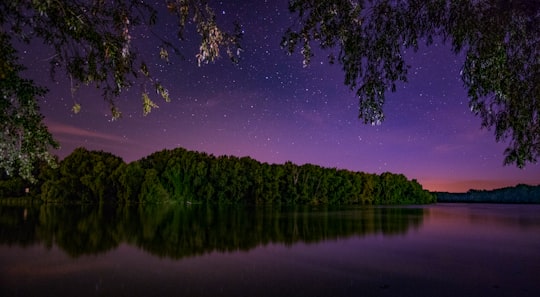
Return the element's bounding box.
[1,203,539,297]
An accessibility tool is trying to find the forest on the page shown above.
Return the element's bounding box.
[0,147,435,205]
[436,184,540,204]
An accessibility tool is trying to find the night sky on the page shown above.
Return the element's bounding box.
[20,1,540,192]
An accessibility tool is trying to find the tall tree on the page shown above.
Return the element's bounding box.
[0,33,58,181]
[40,148,124,203]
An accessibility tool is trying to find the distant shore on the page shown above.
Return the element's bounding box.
[434,184,540,204]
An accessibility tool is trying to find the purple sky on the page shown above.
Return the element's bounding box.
[21,1,540,192]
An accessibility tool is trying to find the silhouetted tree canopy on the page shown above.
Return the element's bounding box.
[1,0,539,179]
[436,184,540,203]
[283,0,539,167]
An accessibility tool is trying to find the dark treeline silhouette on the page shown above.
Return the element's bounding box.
[4,147,436,205]
[436,184,540,204]
[0,204,425,258]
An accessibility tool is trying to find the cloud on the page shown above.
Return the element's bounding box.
[434,143,465,153]
[297,109,325,125]
[46,121,125,143]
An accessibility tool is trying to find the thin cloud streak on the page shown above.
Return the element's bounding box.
[46,121,126,143]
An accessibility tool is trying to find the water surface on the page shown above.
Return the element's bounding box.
[1,203,539,296]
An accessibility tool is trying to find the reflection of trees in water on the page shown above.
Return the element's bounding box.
[0,204,425,258]
[36,205,122,257]
[0,206,41,247]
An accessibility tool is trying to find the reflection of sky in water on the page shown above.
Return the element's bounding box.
[2,204,540,297]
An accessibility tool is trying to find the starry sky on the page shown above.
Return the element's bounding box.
[20,0,540,192]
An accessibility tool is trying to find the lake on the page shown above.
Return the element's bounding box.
[1,203,539,297]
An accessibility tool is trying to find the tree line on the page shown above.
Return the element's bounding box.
[1,147,435,205]
[436,184,540,204]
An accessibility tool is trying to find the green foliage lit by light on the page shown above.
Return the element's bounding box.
[142,92,159,116]
[0,33,58,182]
[40,148,124,203]
[33,147,435,205]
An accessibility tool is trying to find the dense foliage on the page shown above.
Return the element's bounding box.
[127,147,434,205]
[1,147,434,205]
[40,148,125,203]
[0,34,58,181]
[436,184,540,203]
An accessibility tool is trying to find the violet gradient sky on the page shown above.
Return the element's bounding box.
[20,1,540,192]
